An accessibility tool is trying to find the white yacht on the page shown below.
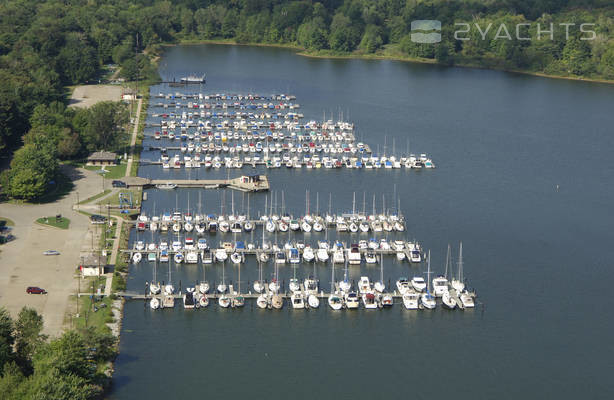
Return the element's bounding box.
[432,275,449,297]
[358,276,371,294]
[411,277,426,292]
[291,292,305,309]
[396,278,411,295]
[402,291,420,310]
[451,242,466,293]
[132,252,142,264]
[347,244,361,265]
[303,246,315,262]
[365,250,377,264]
[328,294,343,310]
[150,297,160,310]
[362,292,378,309]
[316,248,329,262]
[460,290,475,308]
[345,291,360,309]
[218,294,231,308]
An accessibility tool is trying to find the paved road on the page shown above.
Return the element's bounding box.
[0,166,103,336]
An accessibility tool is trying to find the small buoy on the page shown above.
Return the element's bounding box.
[556,184,560,191]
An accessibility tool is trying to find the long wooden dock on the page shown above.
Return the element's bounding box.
[118,175,269,192]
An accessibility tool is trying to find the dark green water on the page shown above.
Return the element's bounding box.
[110,44,614,399]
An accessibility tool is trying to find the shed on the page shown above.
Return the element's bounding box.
[87,151,118,166]
[80,254,108,277]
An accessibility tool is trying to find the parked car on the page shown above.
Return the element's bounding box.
[43,250,60,256]
[26,287,47,294]
[112,180,126,188]
[90,215,107,224]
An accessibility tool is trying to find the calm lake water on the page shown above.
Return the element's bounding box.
[110,44,614,399]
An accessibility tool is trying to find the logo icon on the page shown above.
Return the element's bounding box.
[411,20,441,43]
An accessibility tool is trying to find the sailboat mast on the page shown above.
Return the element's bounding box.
[458,242,464,282]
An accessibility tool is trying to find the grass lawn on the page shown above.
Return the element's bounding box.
[85,162,127,180]
[36,216,70,229]
[79,189,111,205]
[98,189,141,208]
[72,277,114,333]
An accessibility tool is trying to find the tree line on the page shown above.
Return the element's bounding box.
[0,307,117,400]
[1,0,613,200]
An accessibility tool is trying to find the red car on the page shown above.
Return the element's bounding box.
[26,287,47,295]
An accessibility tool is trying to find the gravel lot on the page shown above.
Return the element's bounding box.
[69,85,124,108]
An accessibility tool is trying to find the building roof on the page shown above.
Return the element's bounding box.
[87,151,117,161]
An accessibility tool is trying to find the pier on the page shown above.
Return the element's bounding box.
[118,175,269,192]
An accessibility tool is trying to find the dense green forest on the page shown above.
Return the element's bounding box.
[0,0,613,199]
[0,307,117,400]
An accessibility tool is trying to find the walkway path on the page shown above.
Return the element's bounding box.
[125,98,143,178]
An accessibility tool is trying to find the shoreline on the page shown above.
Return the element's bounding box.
[158,39,614,86]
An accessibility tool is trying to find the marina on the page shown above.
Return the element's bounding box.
[110,26,614,400]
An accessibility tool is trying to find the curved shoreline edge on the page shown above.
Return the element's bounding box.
[158,40,614,86]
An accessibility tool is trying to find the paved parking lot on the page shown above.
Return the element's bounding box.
[0,166,104,336]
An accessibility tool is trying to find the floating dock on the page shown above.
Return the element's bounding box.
[118,175,269,192]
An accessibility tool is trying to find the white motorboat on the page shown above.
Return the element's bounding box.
[197,238,208,250]
[288,248,300,264]
[396,252,406,261]
[402,291,420,310]
[381,293,393,307]
[132,252,142,264]
[186,251,198,264]
[332,245,345,264]
[316,248,329,262]
[411,277,426,292]
[301,221,312,232]
[199,281,210,294]
[460,290,475,308]
[150,297,160,310]
[275,251,286,264]
[432,275,449,297]
[171,241,182,252]
[347,244,361,265]
[308,294,320,308]
[313,221,323,232]
[328,294,343,310]
[365,250,377,264]
[396,278,411,295]
[202,249,213,264]
[303,246,315,262]
[358,276,371,294]
[183,290,196,309]
[362,292,378,309]
[135,240,145,251]
[345,291,360,309]
[442,291,457,309]
[173,252,184,264]
[199,295,209,308]
[291,292,305,309]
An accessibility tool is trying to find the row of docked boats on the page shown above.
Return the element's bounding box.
[154,101,301,110]
[136,212,407,234]
[152,110,304,121]
[154,92,297,101]
[159,154,434,170]
[131,238,422,265]
[152,125,354,140]
[158,140,365,155]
